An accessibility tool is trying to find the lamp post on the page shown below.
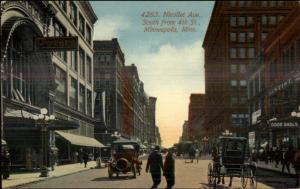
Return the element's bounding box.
[33,108,55,177]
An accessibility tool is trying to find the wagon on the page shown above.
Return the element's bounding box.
[207,136,257,189]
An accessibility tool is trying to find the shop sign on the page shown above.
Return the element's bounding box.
[248,131,255,148]
[34,36,78,51]
[268,78,293,96]
[270,122,298,128]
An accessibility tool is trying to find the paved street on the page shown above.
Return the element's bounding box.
[18,158,296,189]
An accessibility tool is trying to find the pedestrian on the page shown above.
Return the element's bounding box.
[83,150,89,168]
[31,149,37,169]
[274,147,281,168]
[79,148,83,164]
[2,150,11,179]
[163,148,175,189]
[189,146,196,163]
[49,150,56,171]
[291,147,300,187]
[195,148,199,163]
[146,145,163,189]
[282,146,294,174]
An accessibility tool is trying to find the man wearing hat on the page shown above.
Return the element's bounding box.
[146,145,163,189]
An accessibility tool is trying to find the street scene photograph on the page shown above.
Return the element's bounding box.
[1,1,300,189]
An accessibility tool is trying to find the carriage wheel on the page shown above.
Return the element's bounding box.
[249,169,257,189]
[212,164,218,189]
[207,163,213,186]
[241,166,248,189]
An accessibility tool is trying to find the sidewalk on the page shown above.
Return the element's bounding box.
[257,161,296,175]
[2,161,97,188]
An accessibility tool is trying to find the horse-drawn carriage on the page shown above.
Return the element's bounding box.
[207,136,257,189]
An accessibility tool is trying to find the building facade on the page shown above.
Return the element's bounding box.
[248,5,300,150]
[1,1,99,167]
[202,1,298,140]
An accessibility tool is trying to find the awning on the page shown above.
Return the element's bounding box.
[55,131,105,148]
[2,139,7,145]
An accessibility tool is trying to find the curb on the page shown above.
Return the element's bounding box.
[4,166,97,189]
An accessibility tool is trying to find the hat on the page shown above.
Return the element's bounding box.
[154,145,160,151]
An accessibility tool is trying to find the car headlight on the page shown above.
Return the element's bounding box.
[111,162,117,167]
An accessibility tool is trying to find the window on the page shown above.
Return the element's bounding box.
[86,25,91,44]
[55,66,66,104]
[230,64,237,73]
[278,15,284,22]
[79,13,85,36]
[239,48,246,58]
[247,16,253,26]
[231,97,238,105]
[240,80,247,87]
[230,32,237,42]
[229,1,236,7]
[240,97,247,104]
[248,48,255,58]
[53,19,67,62]
[70,77,77,109]
[86,56,92,83]
[238,1,246,7]
[230,48,237,58]
[79,48,85,78]
[269,1,276,7]
[261,32,268,41]
[239,16,246,26]
[71,51,77,71]
[240,64,246,74]
[87,90,92,116]
[79,84,85,113]
[262,16,267,25]
[261,1,268,6]
[239,32,246,42]
[70,2,77,26]
[230,16,237,27]
[269,16,276,25]
[230,80,237,87]
[247,32,254,42]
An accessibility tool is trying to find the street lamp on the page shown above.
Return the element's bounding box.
[33,108,55,177]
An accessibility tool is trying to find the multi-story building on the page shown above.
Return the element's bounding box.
[248,5,300,150]
[93,39,125,140]
[1,1,100,166]
[202,1,298,140]
[155,126,162,146]
[148,97,157,144]
[180,121,189,142]
[187,94,205,140]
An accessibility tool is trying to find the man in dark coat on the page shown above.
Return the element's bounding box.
[163,149,175,189]
[83,150,89,168]
[292,148,300,187]
[2,150,11,179]
[146,145,163,189]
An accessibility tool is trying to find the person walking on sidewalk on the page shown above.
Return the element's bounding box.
[282,146,294,174]
[146,145,163,189]
[163,148,175,189]
[292,147,300,187]
[83,150,89,168]
[274,147,281,168]
[2,150,11,179]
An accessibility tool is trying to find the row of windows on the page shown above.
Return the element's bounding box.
[261,15,284,26]
[69,2,92,44]
[230,47,255,59]
[230,32,255,43]
[230,96,247,105]
[230,16,254,27]
[229,1,286,7]
[230,80,247,87]
[231,114,249,125]
[230,64,246,74]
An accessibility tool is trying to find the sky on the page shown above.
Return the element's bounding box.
[91,1,215,147]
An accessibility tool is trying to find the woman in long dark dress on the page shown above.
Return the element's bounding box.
[163,149,175,189]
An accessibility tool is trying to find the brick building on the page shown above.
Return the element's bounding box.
[187,94,205,140]
[202,1,298,140]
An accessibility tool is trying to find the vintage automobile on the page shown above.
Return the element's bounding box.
[108,139,142,178]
